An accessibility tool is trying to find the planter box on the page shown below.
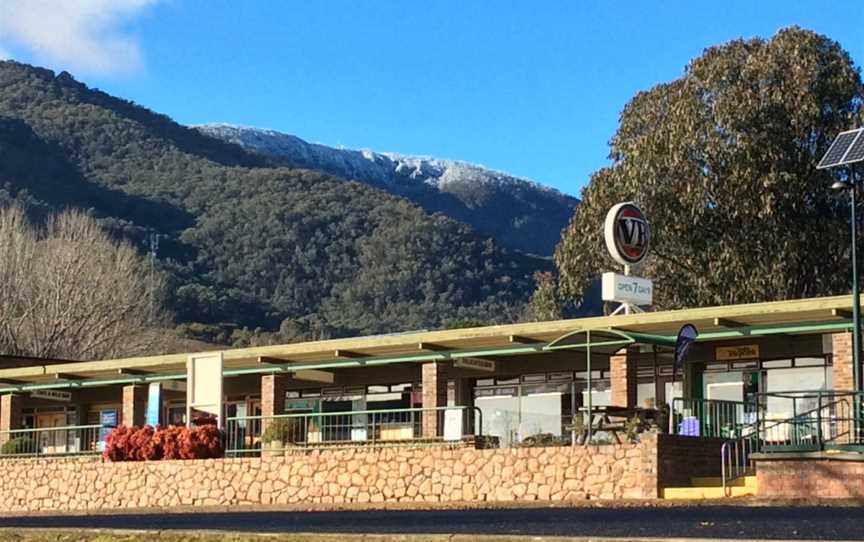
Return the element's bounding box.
[380,423,414,441]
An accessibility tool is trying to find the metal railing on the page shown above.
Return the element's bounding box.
[755,391,863,452]
[225,406,482,456]
[671,398,750,438]
[0,424,104,458]
[720,436,757,494]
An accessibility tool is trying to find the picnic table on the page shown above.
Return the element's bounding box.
[576,405,658,444]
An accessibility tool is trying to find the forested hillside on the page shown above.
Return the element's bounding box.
[197,124,578,256]
[0,61,547,344]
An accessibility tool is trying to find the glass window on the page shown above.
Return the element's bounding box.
[475,395,519,448]
[762,359,792,369]
[367,385,389,394]
[637,382,656,408]
[519,393,562,440]
[522,374,546,383]
[795,357,827,367]
[704,371,744,402]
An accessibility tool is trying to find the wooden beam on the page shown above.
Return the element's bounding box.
[333,349,365,359]
[258,356,295,365]
[418,342,452,352]
[713,318,749,328]
[116,368,151,376]
[832,308,854,320]
[509,335,543,345]
[293,369,335,384]
[52,373,85,381]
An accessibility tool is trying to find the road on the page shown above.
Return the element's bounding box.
[1,505,863,540]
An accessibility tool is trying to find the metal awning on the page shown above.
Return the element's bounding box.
[0,295,858,394]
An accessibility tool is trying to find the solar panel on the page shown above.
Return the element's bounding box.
[818,129,862,169]
[843,131,864,165]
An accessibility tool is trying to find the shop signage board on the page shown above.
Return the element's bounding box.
[443,408,463,441]
[31,390,72,402]
[294,369,335,384]
[146,382,161,426]
[604,202,651,266]
[716,344,760,361]
[187,352,224,427]
[601,272,653,305]
[454,358,496,372]
[98,409,118,451]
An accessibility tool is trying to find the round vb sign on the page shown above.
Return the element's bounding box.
[604,202,650,266]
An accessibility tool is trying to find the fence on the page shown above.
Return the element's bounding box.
[671,398,750,438]
[0,424,104,458]
[225,406,482,456]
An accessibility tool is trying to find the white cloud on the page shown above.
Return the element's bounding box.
[0,0,157,76]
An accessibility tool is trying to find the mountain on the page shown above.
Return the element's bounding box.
[196,124,577,256]
[0,61,548,343]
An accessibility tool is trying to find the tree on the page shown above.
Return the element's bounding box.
[526,271,562,321]
[555,27,864,309]
[0,205,171,360]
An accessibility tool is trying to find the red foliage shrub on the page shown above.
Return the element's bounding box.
[103,424,224,462]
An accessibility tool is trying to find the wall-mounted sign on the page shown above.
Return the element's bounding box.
[604,202,651,266]
[454,358,496,372]
[716,344,760,361]
[31,390,72,402]
[601,272,653,305]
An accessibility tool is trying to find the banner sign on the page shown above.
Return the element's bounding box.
[146,382,161,426]
[454,358,496,372]
[187,353,224,427]
[604,202,651,266]
[716,344,760,361]
[601,272,653,305]
[674,324,699,376]
[31,390,72,402]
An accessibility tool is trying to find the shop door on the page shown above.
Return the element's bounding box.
[36,412,68,455]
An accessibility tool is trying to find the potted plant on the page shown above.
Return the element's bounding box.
[261,418,290,456]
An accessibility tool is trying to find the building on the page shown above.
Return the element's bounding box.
[0,295,854,451]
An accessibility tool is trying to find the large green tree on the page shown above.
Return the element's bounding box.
[556,27,864,309]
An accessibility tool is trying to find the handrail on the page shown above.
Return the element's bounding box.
[224,405,484,456]
[1,424,103,435]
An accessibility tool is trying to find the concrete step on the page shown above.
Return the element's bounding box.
[661,476,758,499]
[690,475,757,488]
[661,484,756,499]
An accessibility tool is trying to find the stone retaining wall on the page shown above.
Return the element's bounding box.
[0,434,662,512]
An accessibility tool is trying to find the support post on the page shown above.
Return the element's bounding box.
[261,374,289,434]
[122,385,147,427]
[421,362,447,438]
[0,394,23,446]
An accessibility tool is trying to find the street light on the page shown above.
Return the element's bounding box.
[818,127,864,393]
[831,175,861,393]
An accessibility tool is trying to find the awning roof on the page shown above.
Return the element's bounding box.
[0,295,856,393]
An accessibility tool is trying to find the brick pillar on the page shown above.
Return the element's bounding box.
[610,349,636,408]
[122,384,147,427]
[421,362,447,438]
[832,332,854,391]
[0,394,24,446]
[261,374,289,434]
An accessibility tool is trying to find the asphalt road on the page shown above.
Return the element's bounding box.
[1,506,863,540]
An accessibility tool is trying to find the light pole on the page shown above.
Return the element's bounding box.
[833,166,861,393]
[819,128,864,394]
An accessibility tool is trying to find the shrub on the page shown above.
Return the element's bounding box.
[261,417,307,445]
[520,432,568,448]
[103,424,224,462]
[0,436,35,456]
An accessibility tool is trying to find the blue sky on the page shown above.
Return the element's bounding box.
[1,1,862,196]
